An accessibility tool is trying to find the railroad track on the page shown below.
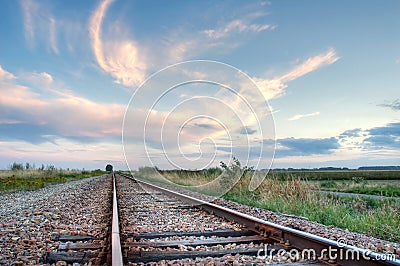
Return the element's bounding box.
[45,173,400,265]
[115,173,400,265]
[116,174,311,265]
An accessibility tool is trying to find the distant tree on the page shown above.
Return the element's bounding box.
[11,162,24,171]
[106,164,113,173]
[46,165,56,171]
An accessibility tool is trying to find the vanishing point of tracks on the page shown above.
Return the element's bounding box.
[47,173,400,265]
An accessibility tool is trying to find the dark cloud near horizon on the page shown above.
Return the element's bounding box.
[194,123,218,130]
[363,135,400,149]
[217,137,340,159]
[339,128,362,138]
[0,123,52,144]
[239,126,257,135]
[368,122,400,137]
[276,137,340,157]
[0,122,119,145]
[378,99,400,111]
[364,122,400,149]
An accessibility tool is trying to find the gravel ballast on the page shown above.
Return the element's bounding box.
[0,175,112,265]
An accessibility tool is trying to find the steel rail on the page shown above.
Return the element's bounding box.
[120,174,400,266]
[111,173,123,265]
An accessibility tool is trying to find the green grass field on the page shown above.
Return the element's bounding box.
[269,170,400,181]
[317,179,400,197]
[0,168,106,192]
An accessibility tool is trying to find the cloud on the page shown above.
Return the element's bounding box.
[22,71,54,85]
[368,122,400,137]
[281,49,339,82]
[165,9,275,63]
[0,123,53,144]
[0,68,125,144]
[203,18,275,40]
[336,123,400,152]
[89,0,146,87]
[40,72,53,84]
[337,123,400,151]
[276,137,340,157]
[0,119,23,125]
[253,48,340,100]
[194,123,218,130]
[339,128,362,138]
[379,99,400,111]
[288,111,320,121]
[239,126,257,135]
[49,17,59,54]
[0,66,16,81]
[0,137,126,170]
[217,137,340,161]
[20,0,59,54]
[21,0,37,45]
[363,135,400,149]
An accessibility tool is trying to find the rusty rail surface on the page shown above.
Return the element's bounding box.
[118,173,400,266]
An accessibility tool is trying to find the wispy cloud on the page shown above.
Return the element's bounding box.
[288,111,320,121]
[21,71,54,86]
[378,99,400,111]
[165,10,275,63]
[253,48,340,100]
[0,66,16,80]
[281,48,339,82]
[0,119,24,125]
[49,17,59,54]
[20,0,59,54]
[40,72,53,84]
[88,0,113,70]
[89,0,147,87]
[203,18,275,40]
[21,0,37,46]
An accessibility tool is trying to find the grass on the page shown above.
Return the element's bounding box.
[136,168,400,243]
[269,170,400,181]
[342,186,400,197]
[0,168,106,192]
[317,179,400,197]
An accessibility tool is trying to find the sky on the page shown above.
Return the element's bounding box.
[0,0,399,170]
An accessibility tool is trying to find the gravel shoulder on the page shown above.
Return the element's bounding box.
[0,175,112,265]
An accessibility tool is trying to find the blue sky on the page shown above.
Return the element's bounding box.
[0,0,399,170]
